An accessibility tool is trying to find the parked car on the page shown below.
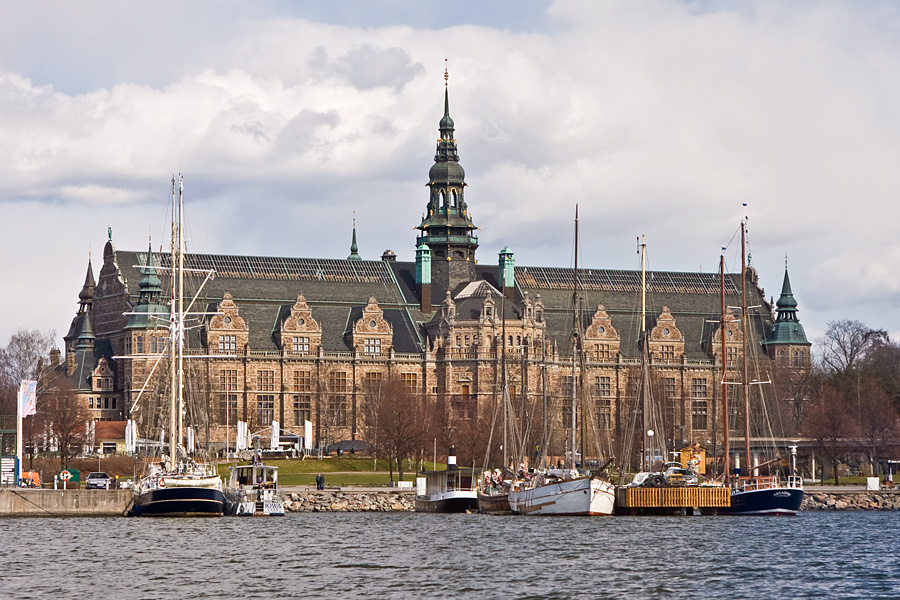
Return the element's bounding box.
[85,472,111,489]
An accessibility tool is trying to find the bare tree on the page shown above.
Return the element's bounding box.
[856,382,899,475]
[372,378,425,482]
[42,380,89,470]
[817,320,887,381]
[0,328,56,414]
[805,384,855,485]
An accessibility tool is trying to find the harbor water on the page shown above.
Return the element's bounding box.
[1,511,897,599]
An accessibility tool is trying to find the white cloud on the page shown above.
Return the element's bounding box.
[2,0,900,348]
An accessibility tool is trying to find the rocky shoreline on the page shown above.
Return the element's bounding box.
[283,491,415,512]
[802,491,900,511]
[281,489,900,513]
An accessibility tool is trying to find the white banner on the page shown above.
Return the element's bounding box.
[270,420,279,450]
[304,420,313,451]
[19,380,37,417]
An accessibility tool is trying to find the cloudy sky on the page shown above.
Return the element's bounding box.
[2,0,899,350]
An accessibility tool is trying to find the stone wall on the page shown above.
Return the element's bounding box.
[283,491,414,512]
[802,491,900,511]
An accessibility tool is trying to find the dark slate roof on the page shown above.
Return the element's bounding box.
[111,249,773,359]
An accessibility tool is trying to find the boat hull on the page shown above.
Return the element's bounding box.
[508,477,615,516]
[721,487,804,516]
[414,490,478,513]
[477,490,512,515]
[132,487,227,517]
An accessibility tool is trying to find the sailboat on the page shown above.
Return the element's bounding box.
[477,288,515,515]
[131,176,228,517]
[506,207,616,516]
[720,218,803,515]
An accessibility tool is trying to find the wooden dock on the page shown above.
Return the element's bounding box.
[616,486,730,515]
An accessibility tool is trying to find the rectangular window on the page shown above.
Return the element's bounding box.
[726,346,738,363]
[293,371,312,393]
[256,394,275,425]
[329,371,348,393]
[691,378,708,399]
[103,397,110,409]
[595,397,611,429]
[221,393,238,423]
[327,395,347,427]
[218,335,236,353]
[292,336,310,355]
[660,345,675,361]
[560,376,574,398]
[219,369,238,392]
[664,377,676,398]
[401,372,417,391]
[596,344,612,359]
[111,398,117,409]
[136,336,144,353]
[364,338,381,355]
[88,397,94,409]
[258,370,275,392]
[692,399,708,430]
[293,394,311,425]
[594,376,611,397]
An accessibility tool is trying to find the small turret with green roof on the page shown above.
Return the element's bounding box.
[763,265,811,366]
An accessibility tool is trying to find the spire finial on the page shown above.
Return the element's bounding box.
[348,212,361,260]
[108,225,112,241]
[444,59,449,87]
[785,252,788,269]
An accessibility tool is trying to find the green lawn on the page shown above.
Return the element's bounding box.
[217,457,443,487]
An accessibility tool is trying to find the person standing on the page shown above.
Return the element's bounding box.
[315,473,324,490]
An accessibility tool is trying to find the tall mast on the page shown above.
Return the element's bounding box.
[177,176,185,453]
[640,235,650,472]
[719,253,730,484]
[569,206,579,469]
[168,175,178,468]
[741,219,751,477]
[500,286,508,469]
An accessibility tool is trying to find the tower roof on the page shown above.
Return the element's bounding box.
[765,267,809,346]
[78,258,95,312]
[347,219,361,261]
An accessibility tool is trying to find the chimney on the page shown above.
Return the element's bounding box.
[416,243,432,312]
[50,348,61,366]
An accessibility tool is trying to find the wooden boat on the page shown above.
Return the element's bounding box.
[719,219,803,516]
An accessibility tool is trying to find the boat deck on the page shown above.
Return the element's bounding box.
[616,486,731,515]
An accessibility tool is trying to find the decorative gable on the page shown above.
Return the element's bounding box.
[277,293,322,355]
[710,312,743,363]
[585,305,620,359]
[648,306,684,362]
[351,297,393,356]
[91,356,115,391]
[206,292,249,354]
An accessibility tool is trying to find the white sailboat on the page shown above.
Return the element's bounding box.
[131,175,227,517]
[507,206,615,516]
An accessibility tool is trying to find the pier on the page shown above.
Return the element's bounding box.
[616,486,731,515]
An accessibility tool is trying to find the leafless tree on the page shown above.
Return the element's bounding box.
[805,384,855,485]
[370,378,425,482]
[0,328,56,414]
[42,380,89,470]
[817,320,887,382]
[856,382,899,475]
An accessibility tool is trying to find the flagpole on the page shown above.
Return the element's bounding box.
[16,382,23,485]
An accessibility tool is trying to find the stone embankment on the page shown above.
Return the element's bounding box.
[283,490,415,512]
[802,491,900,511]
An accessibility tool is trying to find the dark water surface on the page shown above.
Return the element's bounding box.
[1,511,897,599]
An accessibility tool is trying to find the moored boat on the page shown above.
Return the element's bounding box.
[508,469,615,516]
[225,454,285,516]
[415,447,477,513]
[130,176,227,517]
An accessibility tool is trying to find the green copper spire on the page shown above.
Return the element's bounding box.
[348,214,361,261]
[765,266,809,346]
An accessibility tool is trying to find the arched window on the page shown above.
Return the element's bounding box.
[508,335,513,347]
[516,335,521,346]
[461,384,470,399]
[136,335,143,353]
[456,335,461,347]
